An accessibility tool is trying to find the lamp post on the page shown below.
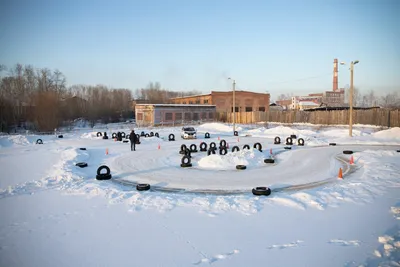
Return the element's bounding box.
[228,77,236,134]
[340,60,359,137]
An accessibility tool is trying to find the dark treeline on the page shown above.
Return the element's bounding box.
[0,64,200,132]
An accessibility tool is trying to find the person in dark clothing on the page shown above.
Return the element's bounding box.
[129,130,137,151]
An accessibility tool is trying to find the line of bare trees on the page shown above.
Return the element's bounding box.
[0,64,135,132]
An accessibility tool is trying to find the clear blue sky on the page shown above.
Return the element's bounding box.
[1,0,399,99]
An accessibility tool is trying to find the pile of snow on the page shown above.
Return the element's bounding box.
[372,127,400,140]
[197,123,244,133]
[197,148,265,170]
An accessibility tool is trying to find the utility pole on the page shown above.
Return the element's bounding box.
[233,79,236,134]
[228,77,236,134]
[349,62,354,137]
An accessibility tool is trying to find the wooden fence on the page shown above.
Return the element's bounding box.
[217,108,400,127]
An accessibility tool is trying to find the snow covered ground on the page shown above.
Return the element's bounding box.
[0,122,399,266]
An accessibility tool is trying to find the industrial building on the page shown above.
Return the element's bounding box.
[170,90,270,113]
[135,104,216,126]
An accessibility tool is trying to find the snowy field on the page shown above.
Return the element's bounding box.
[1,122,399,267]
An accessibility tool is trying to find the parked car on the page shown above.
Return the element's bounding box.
[181,127,197,139]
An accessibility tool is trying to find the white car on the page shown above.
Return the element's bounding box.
[181,127,197,139]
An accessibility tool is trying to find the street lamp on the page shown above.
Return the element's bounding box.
[340,60,359,137]
[228,77,236,134]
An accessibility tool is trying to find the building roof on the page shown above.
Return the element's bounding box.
[136,104,216,107]
[298,101,319,106]
[170,90,269,100]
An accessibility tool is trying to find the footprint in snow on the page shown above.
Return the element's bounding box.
[328,239,360,246]
[267,240,304,249]
[193,249,239,265]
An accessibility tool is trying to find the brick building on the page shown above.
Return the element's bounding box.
[170,90,270,113]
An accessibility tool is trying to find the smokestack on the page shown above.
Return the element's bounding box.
[333,58,338,92]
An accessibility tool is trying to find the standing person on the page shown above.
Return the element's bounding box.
[129,130,137,151]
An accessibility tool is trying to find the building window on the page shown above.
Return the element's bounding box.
[137,113,143,120]
[203,99,209,104]
[182,101,186,104]
[189,101,193,104]
[193,113,199,120]
[201,112,207,119]
[184,113,191,120]
[245,107,252,112]
[231,107,239,112]
[258,107,265,111]
[195,100,200,104]
[175,113,182,120]
[208,112,214,119]
[165,113,172,120]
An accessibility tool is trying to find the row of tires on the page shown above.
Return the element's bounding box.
[274,136,305,146]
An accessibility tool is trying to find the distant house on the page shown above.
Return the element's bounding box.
[135,104,217,126]
[298,101,319,110]
[269,103,284,111]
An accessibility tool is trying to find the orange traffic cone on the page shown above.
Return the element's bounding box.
[338,168,343,179]
[158,144,161,150]
[350,156,354,164]
[106,148,109,155]
[218,136,220,141]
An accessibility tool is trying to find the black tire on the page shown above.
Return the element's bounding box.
[136,184,150,191]
[219,147,227,155]
[286,137,293,145]
[234,131,238,136]
[264,158,275,164]
[274,136,281,144]
[75,162,88,168]
[96,173,112,180]
[397,150,400,152]
[184,148,191,157]
[145,133,150,137]
[180,144,187,152]
[343,150,353,154]
[181,155,191,165]
[254,142,262,152]
[200,142,207,151]
[102,135,109,140]
[126,134,130,139]
[96,132,102,137]
[112,133,117,138]
[220,139,227,148]
[232,146,240,152]
[298,138,305,146]
[141,131,145,137]
[58,135,63,138]
[150,132,154,137]
[180,163,193,168]
[329,143,336,146]
[103,132,107,137]
[252,187,271,196]
[290,134,297,139]
[123,140,129,143]
[207,149,216,156]
[121,132,126,138]
[36,139,43,144]
[205,132,210,139]
[243,144,250,150]
[79,148,86,150]
[284,146,292,150]
[209,142,216,149]
[236,165,246,170]
[168,134,175,141]
[155,133,159,138]
[189,144,198,152]
[97,165,111,176]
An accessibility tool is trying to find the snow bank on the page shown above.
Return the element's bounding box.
[372,127,400,140]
